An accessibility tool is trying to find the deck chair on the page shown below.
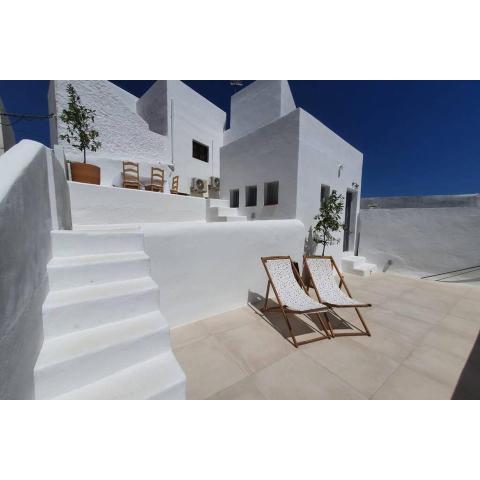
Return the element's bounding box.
[144,167,164,192]
[170,175,179,194]
[122,161,141,189]
[303,255,371,338]
[261,256,331,347]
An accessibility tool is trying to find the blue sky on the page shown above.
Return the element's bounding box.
[1,80,478,197]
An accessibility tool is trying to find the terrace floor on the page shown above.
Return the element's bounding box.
[171,273,480,400]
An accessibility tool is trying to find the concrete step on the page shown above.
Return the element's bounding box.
[224,216,247,222]
[55,351,186,400]
[73,224,141,232]
[43,277,160,338]
[207,198,229,208]
[48,251,150,290]
[342,255,367,271]
[352,263,378,276]
[35,311,170,399]
[52,230,144,257]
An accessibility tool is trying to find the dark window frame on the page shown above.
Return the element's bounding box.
[245,185,257,207]
[264,181,279,206]
[320,184,331,207]
[192,140,209,162]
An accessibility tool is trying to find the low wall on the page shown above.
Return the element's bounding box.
[0,140,71,399]
[142,220,305,327]
[359,206,480,277]
[69,182,207,225]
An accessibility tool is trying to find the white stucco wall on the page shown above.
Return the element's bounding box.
[69,181,207,225]
[359,205,480,277]
[296,109,364,262]
[220,109,301,221]
[0,140,71,399]
[225,80,296,144]
[142,219,305,327]
[49,80,170,163]
[0,97,16,155]
[137,81,226,194]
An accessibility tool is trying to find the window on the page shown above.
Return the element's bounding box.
[230,189,239,208]
[192,140,209,162]
[264,181,279,206]
[245,185,257,207]
[320,184,330,206]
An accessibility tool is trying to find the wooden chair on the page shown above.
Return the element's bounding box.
[144,167,164,192]
[303,255,371,338]
[261,256,331,347]
[122,161,141,189]
[170,175,179,194]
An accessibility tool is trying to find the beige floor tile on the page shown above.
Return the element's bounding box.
[404,344,467,387]
[440,314,480,337]
[214,322,294,374]
[462,286,480,302]
[209,377,267,400]
[302,337,399,397]
[373,366,453,399]
[381,298,446,325]
[365,307,433,341]
[421,325,476,359]
[174,336,248,399]
[398,289,459,315]
[450,298,480,322]
[170,320,209,349]
[202,306,257,334]
[351,320,416,362]
[252,351,365,399]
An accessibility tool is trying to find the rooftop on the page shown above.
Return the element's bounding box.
[171,272,479,399]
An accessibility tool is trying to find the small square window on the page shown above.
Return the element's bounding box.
[264,181,279,206]
[230,189,239,208]
[192,140,209,162]
[245,185,257,207]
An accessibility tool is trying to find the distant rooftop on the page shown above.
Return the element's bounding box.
[361,194,480,209]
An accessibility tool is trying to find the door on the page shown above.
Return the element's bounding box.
[343,190,353,251]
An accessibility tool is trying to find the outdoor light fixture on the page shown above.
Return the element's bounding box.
[352,181,359,190]
[337,164,344,177]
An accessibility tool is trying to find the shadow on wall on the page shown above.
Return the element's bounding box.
[304,227,316,256]
[452,331,480,399]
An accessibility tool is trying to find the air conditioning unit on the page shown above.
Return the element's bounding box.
[191,177,207,193]
[209,176,220,190]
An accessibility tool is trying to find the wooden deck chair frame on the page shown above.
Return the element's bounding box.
[303,255,371,338]
[145,167,164,192]
[122,161,141,189]
[170,175,179,194]
[261,256,331,348]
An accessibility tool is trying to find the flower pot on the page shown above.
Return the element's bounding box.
[70,162,100,185]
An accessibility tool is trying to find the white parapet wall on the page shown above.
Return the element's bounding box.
[69,181,207,225]
[142,219,305,327]
[0,140,71,399]
[359,199,480,277]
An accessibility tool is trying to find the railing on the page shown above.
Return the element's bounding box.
[421,264,480,281]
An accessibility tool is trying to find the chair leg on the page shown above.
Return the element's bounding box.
[322,311,335,337]
[355,307,371,336]
[280,309,298,348]
[262,282,270,312]
[315,313,331,338]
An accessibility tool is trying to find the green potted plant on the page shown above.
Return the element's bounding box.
[312,190,345,255]
[60,83,102,184]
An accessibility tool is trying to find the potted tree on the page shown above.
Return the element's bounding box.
[60,83,102,184]
[312,190,345,255]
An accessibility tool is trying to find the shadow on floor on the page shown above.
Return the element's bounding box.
[452,331,480,400]
[247,290,362,346]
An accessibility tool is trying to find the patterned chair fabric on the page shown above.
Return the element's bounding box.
[306,258,364,306]
[265,259,326,312]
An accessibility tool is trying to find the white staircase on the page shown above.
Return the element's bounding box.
[206,198,247,222]
[34,228,186,400]
[341,251,377,277]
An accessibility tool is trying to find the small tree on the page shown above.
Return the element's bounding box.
[312,191,345,255]
[59,83,101,163]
